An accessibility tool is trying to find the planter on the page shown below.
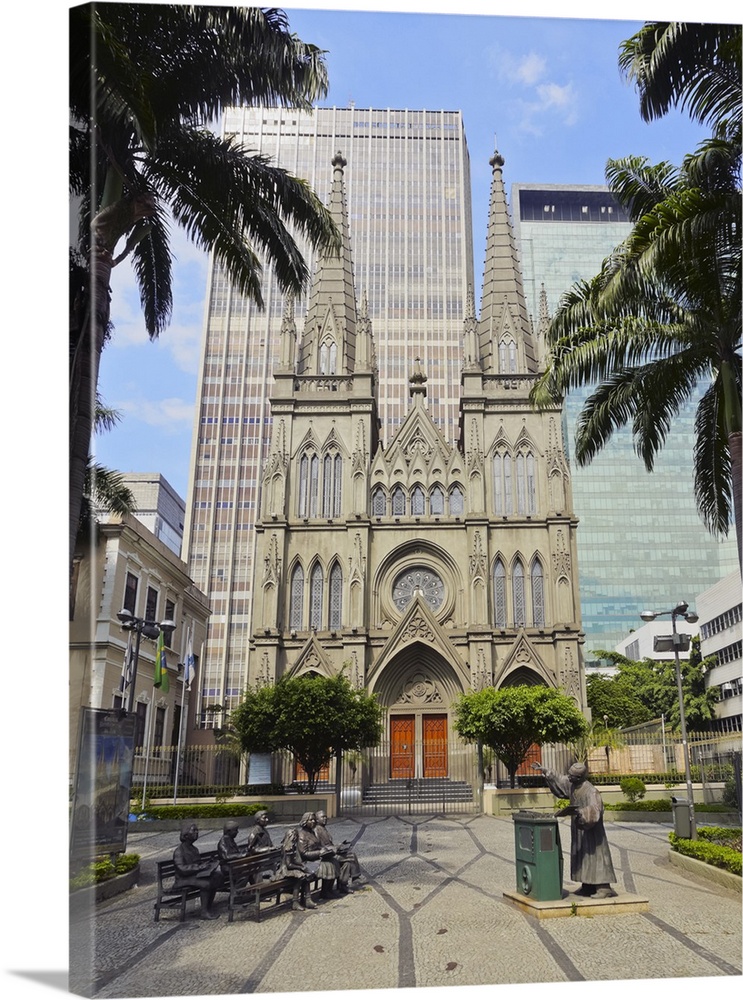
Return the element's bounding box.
[70,863,140,916]
[668,850,741,893]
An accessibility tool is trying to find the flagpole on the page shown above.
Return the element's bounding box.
[173,625,190,805]
[141,689,155,808]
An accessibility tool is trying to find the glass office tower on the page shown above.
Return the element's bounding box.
[512,184,738,660]
[184,107,474,718]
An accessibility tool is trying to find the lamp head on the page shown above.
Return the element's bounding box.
[640,610,656,622]
[672,601,689,618]
[159,619,176,632]
[685,611,699,624]
[117,608,134,626]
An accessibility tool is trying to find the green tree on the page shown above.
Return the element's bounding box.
[453,686,588,788]
[590,639,719,732]
[530,22,742,568]
[230,672,383,793]
[585,670,654,729]
[69,5,340,573]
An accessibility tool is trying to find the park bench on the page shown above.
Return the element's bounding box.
[153,849,227,922]
[223,850,319,922]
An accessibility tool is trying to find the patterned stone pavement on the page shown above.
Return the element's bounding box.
[69,814,742,998]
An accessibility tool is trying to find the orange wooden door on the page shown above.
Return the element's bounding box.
[515,743,542,776]
[294,759,330,783]
[423,714,448,777]
[390,715,415,778]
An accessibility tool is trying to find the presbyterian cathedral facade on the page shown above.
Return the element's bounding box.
[248,151,586,780]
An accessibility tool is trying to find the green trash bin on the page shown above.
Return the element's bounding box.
[512,811,564,901]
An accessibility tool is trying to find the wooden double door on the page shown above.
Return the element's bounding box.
[390,714,448,779]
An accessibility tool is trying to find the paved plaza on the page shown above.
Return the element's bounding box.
[69,814,742,998]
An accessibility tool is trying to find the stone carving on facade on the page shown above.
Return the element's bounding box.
[472,647,493,690]
[349,533,366,586]
[469,531,487,580]
[351,420,367,474]
[262,534,280,588]
[553,529,572,578]
[462,284,481,372]
[278,293,297,370]
[254,652,272,688]
[546,417,568,512]
[395,672,443,705]
[350,651,363,689]
[467,418,484,473]
[400,614,436,643]
[562,647,582,707]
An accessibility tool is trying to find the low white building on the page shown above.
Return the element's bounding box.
[615,618,696,664]
[696,571,742,734]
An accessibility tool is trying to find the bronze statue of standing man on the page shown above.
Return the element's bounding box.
[533,761,617,898]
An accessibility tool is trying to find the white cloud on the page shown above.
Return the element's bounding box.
[515,52,546,86]
[118,397,195,430]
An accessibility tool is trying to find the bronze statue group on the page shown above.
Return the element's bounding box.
[172,762,619,920]
[172,809,366,919]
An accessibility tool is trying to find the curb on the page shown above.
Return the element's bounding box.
[667,850,741,893]
[70,864,140,915]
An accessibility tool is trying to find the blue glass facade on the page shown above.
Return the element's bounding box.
[512,184,738,661]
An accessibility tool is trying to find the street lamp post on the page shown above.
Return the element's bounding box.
[118,609,176,715]
[640,601,699,839]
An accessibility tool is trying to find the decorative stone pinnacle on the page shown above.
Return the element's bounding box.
[332,150,347,171]
[489,150,505,171]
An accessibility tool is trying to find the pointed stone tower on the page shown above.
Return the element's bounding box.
[460,149,584,710]
[250,153,379,688]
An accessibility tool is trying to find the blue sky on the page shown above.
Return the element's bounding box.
[92,2,720,502]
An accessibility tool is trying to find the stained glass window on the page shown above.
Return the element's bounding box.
[532,559,545,626]
[289,564,304,629]
[513,560,525,626]
[392,485,405,516]
[298,455,308,516]
[309,455,319,517]
[494,559,506,627]
[411,485,425,515]
[372,486,386,516]
[449,484,464,516]
[329,562,342,629]
[322,454,333,517]
[392,566,444,612]
[333,454,342,517]
[310,563,323,629]
[430,485,444,515]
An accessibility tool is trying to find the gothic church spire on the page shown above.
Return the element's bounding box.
[297,152,359,376]
[477,150,538,374]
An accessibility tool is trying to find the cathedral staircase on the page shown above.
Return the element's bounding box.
[361,777,474,811]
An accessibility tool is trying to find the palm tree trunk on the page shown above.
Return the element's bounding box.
[69,244,113,577]
[730,430,742,572]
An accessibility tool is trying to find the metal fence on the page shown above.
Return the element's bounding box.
[131,730,741,811]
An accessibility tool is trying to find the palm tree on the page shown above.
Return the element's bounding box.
[69,5,340,572]
[530,22,742,567]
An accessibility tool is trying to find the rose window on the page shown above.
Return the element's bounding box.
[392,566,444,613]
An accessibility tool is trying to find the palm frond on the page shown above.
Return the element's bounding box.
[618,22,742,132]
[128,205,174,338]
[693,380,733,535]
[145,128,339,303]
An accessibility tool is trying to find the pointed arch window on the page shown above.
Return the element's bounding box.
[372,486,386,517]
[391,485,405,516]
[516,454,526,514]
[430,485,444,515]
[289,564,304,629]
[322,454,333,517]
[493,450,516,514]
[319,339,337,375]
[309,455,319,517]
[509,342,517,372]
[513,560,526,626]
[310,564,324,629]
[494,559,506,627]
[329,562,342,629]
[526,453,536,514]
[498,341,507,373]
[333,454,342,517]
[298,455,309,517]
[449,484,464,516]
[532,559,545,627]
[411,485,425,516]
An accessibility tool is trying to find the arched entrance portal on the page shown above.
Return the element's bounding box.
[371,643,466,780]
